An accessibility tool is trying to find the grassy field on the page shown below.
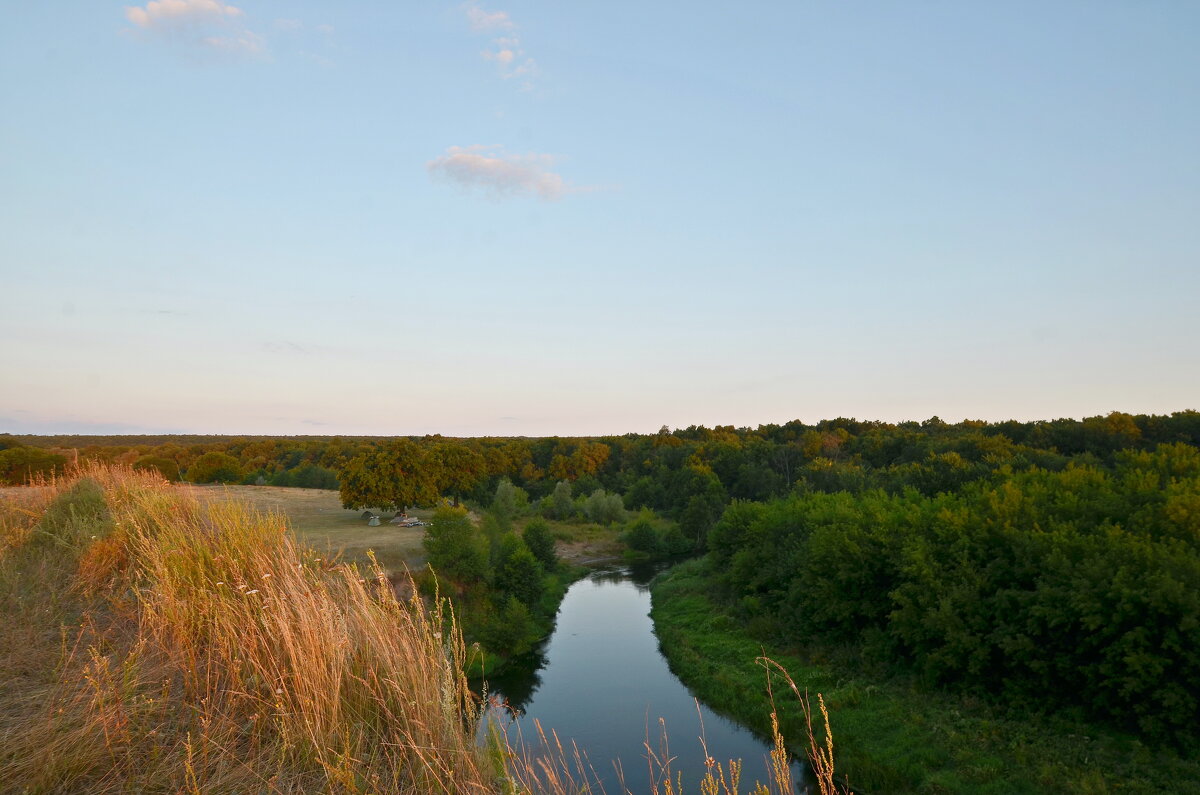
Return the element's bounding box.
[183,484,430,575]
[650,559,1200,795]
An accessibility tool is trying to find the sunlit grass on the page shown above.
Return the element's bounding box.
[1,466,492,792]
[0,466,841,794]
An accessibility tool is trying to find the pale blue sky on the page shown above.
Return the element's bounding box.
[2,1,1197,436]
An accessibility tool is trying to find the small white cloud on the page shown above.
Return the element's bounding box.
[486,47,515,65]
[124,0,266,59]
[429,145,576,201]
[482,36,538,85]
[201,31,265,55]
[315,23,334,34]
[465,1,513,32]
[125,0,243,29]
[508,57,536,80]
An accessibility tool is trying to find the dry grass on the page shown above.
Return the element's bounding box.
[1,466,495,793]
[0,468,844,795]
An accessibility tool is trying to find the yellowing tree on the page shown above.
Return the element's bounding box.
[338,440,438,512]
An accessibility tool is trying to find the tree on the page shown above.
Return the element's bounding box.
[0,447,67,485]
[338,440,438,512]
[492,478,529,519]
[584,488,625,525]
[185,451,242,484]
[679,492,725,549]
[493,535,544,608]
[423,506,486,582]
[430,443,485,504]
[547,480,575,520]
[522,518,557,570]
[133,455,181,482]
[290,463,339,490]
[622,511,661,555]
[480,597,538,656]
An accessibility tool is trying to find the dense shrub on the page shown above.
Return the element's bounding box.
[521,518,557,570]
[133,455,181,481]
[0,447,67,485]
[583,488,625,525]
[185,451,242,484]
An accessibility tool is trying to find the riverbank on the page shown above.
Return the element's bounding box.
[649,559,1200,794]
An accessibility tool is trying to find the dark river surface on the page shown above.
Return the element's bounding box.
[478,561,809,794]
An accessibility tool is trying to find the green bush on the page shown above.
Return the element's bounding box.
[185,451,242,484]
[522,518,557,570]
[133,455,180,481]
[0,447,67,485]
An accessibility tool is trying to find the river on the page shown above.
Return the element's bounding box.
[479,561,809,793]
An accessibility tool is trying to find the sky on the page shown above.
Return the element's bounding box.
[1,1,1198,437]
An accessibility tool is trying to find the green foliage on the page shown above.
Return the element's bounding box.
[492,535,544,608]
[338,439,437,511]
[583,488,625,525]
[546,480,575,520]
[0,447,67,485]
[706,449,1200,741]
[429,443,485,501]
[185,451,242,484]
[622,511,662,555]
[272,463,339,490]
[423,506,486,583]
[679,491,724,549]
[521,518,557,570]
[479,597,538,657]
[651,560,1200,795]
[132,455,180,481]
[491,478,528,520]
[619,509,692,559]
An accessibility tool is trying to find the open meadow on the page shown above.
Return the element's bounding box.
[181,484,429,575]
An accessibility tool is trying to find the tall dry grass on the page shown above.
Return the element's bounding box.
[1,465,846,795]
[2,465,495,793]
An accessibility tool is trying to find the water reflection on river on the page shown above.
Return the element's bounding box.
[478,562,808,793]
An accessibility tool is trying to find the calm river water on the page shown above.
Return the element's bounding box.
[479,562,809,794]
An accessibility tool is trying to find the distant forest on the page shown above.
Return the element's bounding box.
[3,412,1199,515]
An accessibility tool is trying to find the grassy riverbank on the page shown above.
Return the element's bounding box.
[650,559,1200,794]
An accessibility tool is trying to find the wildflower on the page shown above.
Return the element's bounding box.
[262,573,272,579]
[246,589,259,595]
[216,582,224,586]
[275,688,283,695]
